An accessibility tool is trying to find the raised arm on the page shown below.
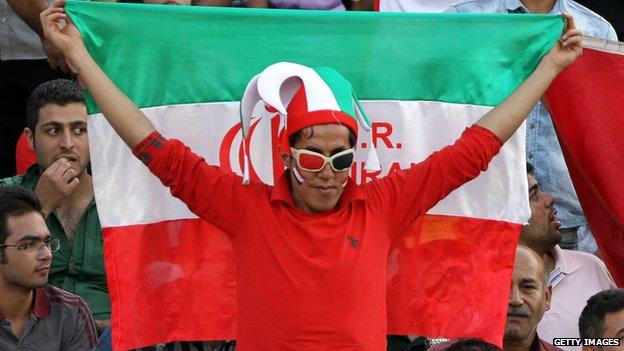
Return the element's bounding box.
[8,0,70,72]
[40,0,156,149]
[476,13,582,142]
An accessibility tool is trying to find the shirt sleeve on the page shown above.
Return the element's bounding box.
[132,131,259,236]
[64,297,99,351]
[364,124,502,236]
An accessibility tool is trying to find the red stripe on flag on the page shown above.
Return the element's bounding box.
[104,212,520,348]
[387,214,521,346]
[104,219,236,350]
[545,47,624,287]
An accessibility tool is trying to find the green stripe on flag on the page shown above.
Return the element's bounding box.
[65,1,562,113]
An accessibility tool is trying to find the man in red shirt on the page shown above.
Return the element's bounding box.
[41,1,582,349]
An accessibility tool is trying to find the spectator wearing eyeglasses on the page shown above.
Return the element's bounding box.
[0,186,97,350]
[0,79,111,336]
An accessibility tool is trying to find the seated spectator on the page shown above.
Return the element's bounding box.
[521,164,616,350]
[0,80,111,334]
[0,186,97,350]
[505,245,560,351]
[579,289,624,351]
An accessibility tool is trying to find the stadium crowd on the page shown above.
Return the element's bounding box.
[0,0,622,350]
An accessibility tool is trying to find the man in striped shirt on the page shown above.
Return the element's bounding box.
[0,186,98,351]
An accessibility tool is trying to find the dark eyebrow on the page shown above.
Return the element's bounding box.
[528,184,538,195]
[17,235,42,242]
[330,146,348,156]
[303,147,323,154]
[16,234,51,242]
[301,146,349,156]
[520,278,538,285]
[40,121,63,129]
[70,121,87,127]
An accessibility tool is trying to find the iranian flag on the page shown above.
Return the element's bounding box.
[545,37,624,287]
[65,2,563,349]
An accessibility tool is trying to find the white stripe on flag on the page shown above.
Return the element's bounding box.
[89,101,529,227]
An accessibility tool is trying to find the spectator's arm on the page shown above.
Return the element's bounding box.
[66,314,98,351]
[64,298,99,351]
[7,0,48,36]
[8,0,69,71]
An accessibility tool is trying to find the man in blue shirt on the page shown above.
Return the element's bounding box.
[447,0,617,254]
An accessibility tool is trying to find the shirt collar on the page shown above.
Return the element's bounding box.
[270,170,365,210]
[0,287,51,320]
[32,287,52,318]
[22,163,43,182]
[534,334,554,351]
[531,334,541,351]
[551,244,581,275]
[504,0,564,14]
[504,0,527,13]
[551,0,565,14]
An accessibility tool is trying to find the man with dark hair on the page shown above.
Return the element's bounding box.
[0,186,97,350]
[579,289,624,350]
[25,77,86,135]
[0,79,111,335]
[522,165,615,350]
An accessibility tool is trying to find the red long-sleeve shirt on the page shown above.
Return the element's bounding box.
[133,124,502,350]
